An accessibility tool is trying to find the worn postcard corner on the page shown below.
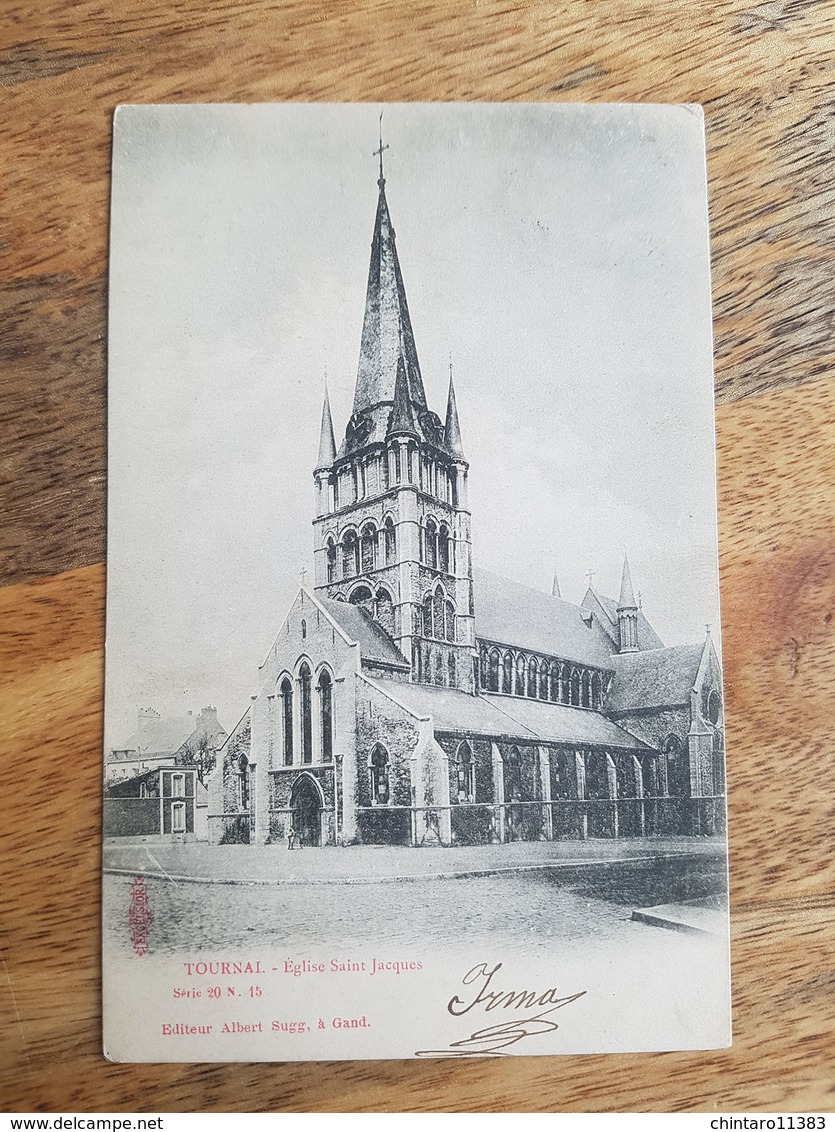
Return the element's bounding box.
[103,102,730,1062]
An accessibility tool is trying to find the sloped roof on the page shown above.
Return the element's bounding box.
[372,680,648,749]
[112,717,194,757]
[582,587,665,651]
[605,643,704,713]
[319,597,409,668]
[473,568,616,668]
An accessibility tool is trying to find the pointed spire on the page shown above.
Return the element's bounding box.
[387,355,419,438]
[443,361,466,460]
[617,555,637,611]
[315,383,337,470]
[551,569,561,599]
[353,156,428,415]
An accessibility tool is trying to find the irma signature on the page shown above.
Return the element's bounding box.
[415,962,587,1058]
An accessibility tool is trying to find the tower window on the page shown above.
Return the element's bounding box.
[384,518,396,565]
[445,599,456,642]
[360,523,377,574]
[342,531,358,579]
[438,524,450,573]
[425,518,438,569]
[326,539,337,583]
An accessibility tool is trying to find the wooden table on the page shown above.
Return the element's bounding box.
[2,0,834,1113]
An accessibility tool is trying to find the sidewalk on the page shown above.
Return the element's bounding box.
[102,835,726,886]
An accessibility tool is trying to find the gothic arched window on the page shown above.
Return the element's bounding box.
[503,746,522,801]
[298,663,312,765]
[425,518,438,569]
[326,538,337,583]
[342,531,358,579]
[515,655,526,696]
[581,670,591,708]
[560,666,570,704]
[570,668,581,706]
[318,669,333,762]
[280,677,293,766]
[369,744,390,805]
[489,648,500,692]
[376,588,395,636]
[384,518,396,565]
[438,525,450,573]
[527,657,538,700]
[445,599,456,642]
[454,741,475,802]
[360,523,377,574]
[433,589,445,639]
[549,662,560,702]
[502,652,513,694]
[538,662,548,700]
[480,644,489,689]
[423,594,433,638]
[591,672,602,709]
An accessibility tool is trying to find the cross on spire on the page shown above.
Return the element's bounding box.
[299,566,308,587]
[586,569,596,587]
[373,111,389,185]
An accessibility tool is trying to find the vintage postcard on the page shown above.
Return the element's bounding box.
[103,102,730,1061]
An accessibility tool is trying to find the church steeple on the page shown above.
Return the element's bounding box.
[311,137,476,694]
[315,383,337,471]
[617,555,639,652]
[353,163,427,414]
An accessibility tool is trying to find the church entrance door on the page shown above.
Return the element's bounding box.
[291,775,323,847]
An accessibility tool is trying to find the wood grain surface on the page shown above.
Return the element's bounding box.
[1,0,834,1113]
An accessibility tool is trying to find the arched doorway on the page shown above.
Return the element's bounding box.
[290,774,323,847]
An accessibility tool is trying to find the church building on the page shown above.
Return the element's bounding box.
[208,150,725,849]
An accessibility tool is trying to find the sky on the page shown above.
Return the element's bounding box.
[105,102,721,748]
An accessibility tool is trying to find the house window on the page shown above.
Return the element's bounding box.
[280,677,293,766]
[318,669,333,762]
[171,773,185,797]
[172,802,186,834]
[299,663,312,764]
[370,744,390,804]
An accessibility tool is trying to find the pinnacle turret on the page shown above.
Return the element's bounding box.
[387,355,420,438]
[444,368,465,460]
[315,384,337,471]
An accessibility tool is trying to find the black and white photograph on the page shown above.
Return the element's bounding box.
[102,102,730,1062]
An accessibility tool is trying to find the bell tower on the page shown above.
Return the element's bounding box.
[311,143,476,692]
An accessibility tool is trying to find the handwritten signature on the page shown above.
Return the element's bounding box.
[415,962,587,1058]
